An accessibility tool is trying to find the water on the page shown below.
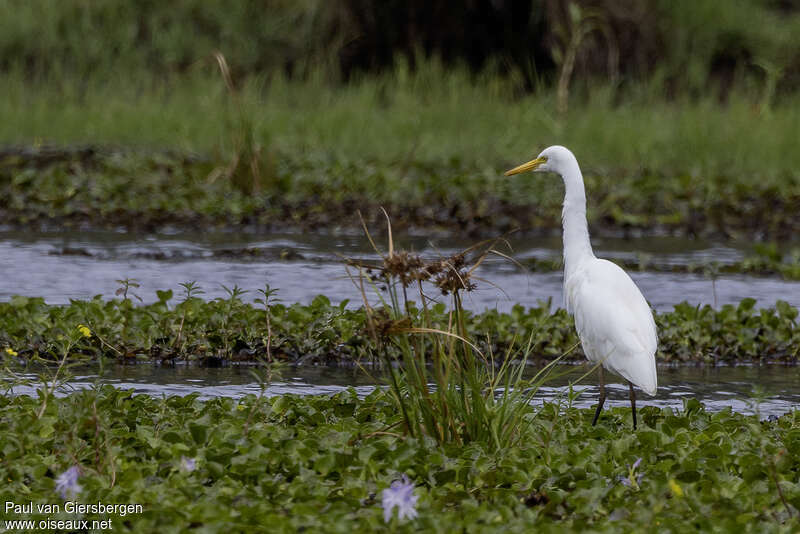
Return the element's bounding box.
[1,230,798,312]
[4,364,798,417]
[2,230,797,415]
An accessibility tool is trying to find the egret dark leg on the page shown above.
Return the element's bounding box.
[628,380,637,430]
[591,367,606,426]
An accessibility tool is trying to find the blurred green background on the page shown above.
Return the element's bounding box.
[3,0,800,95]
[1,0,799,236]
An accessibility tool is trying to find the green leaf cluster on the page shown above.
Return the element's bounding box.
[3,146,800,240]
[1,388,798,532]
[0,295,798,364]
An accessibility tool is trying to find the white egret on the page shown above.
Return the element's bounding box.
[505,145,657,429]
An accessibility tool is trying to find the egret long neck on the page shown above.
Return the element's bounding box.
[560,160,594,275]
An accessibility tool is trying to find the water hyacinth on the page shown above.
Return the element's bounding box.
[180,456,197,473]
[55,466,82,500]
[381,475,418,523]
[617,458,644,489]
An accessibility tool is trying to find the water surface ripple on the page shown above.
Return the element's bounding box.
[1,231,798,312]
[4,364,797,417]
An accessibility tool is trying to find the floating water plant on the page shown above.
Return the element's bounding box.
[0,293,798,366]
[54,466,82,500]
[0,388,797,531]
[381,474,419,523]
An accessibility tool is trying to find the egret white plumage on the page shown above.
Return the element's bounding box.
[505,145,657,429]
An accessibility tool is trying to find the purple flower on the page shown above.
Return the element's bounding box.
[55,466,82,499]
[381,475,418,523]
[180,456,197,473]
[617,458,644,489]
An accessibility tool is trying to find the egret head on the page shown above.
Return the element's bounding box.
[504,145,575,177]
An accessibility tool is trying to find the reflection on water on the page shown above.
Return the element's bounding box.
[0,230,799,312]
[3,363,798,417]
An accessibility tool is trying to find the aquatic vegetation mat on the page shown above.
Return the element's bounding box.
[0,388,798,532]
[2,144,800,240]
[0,293,797,365]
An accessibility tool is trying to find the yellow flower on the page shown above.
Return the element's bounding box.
[668,478,684,498]
[77,324,92,338]
[4,347,18,357]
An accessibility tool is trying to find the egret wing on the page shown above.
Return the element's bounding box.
[567,259,658,394]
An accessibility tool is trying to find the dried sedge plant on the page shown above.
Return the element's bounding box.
[345,208,519,351]
[346,209,567,449]
[347,209,511,299]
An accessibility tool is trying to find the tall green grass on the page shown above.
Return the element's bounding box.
[0,0,337,78]
[2,63,799,184]
[2,0,799,96]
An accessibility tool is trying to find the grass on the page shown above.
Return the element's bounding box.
[2,0,800,98]
[2,67,800,237]
[0,387,798,532]
[3,66,800,178]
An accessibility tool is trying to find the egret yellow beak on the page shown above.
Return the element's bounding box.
[504,156,547,176]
